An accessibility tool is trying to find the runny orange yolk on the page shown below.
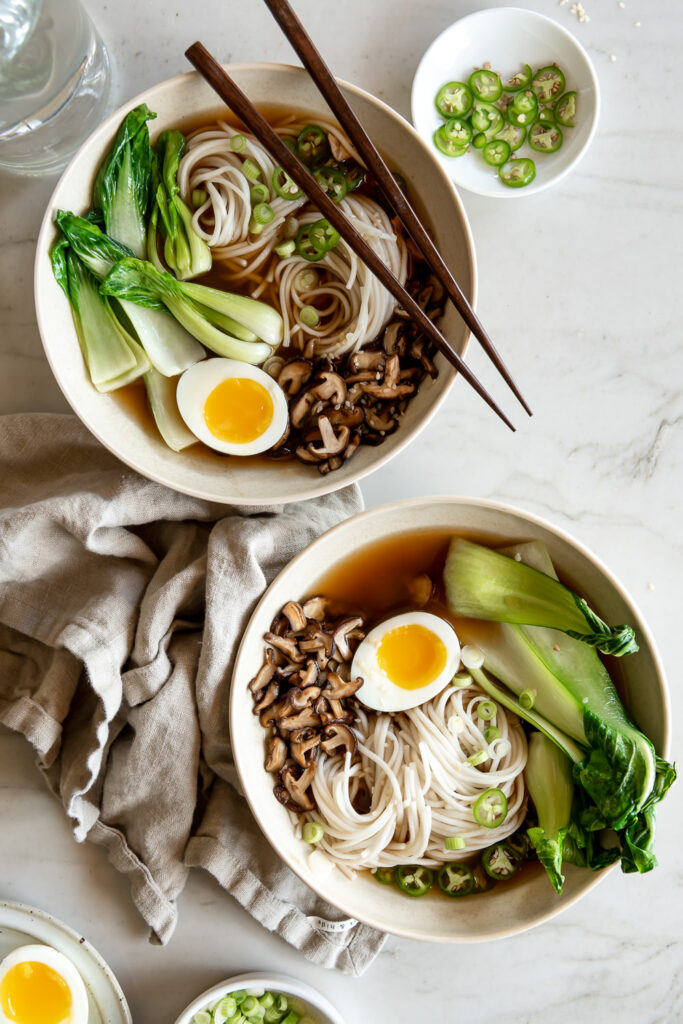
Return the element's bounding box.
[203,376,273,444]
[0,961,72,1024]
[376,624,448,690]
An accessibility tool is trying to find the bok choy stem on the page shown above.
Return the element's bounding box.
[150,130,212,281]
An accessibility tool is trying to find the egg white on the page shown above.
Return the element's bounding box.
[351,611,461,713]
[0,944,88,1024]
[176,358,289,455]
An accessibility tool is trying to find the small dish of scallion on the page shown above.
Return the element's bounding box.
[411,7,600,198]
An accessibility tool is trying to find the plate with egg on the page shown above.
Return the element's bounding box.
[0,901,131,1024]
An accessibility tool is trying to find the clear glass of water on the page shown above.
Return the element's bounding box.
[0,0,110,174]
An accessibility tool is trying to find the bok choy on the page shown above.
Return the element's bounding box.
[148,130,211,280]
[525,733,574,894]
[93,104,156,258]
[100,258,281,364]
[54,248,150,392]
[447,537,675,886]
[445,538,638,656]
[55,211,204,377]
[143,368,197,452]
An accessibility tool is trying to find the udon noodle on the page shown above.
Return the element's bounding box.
[178,116,408,357]
[297,686,528,875]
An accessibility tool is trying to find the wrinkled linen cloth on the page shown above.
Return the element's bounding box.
[0,414,386,975]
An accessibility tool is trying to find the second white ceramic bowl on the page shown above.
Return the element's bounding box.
[34,63,476,506]
[230,497,670,943]
[173,972,344,1024]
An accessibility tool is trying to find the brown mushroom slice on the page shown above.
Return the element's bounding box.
[282,600,307,633]
[290,727,322,768]
[290,390,320,430]
[265,632,305,663]
[259,695,293,728]
[325,406,364,429]
[278,359,313,397]
[382,321,405,356]
[383,353,401,387]
[253,680,280,713]
[299,660,319,688]
[364,407,398,434]
[328,132,352,162]
[295,445,322,464]
[264,735,288,773]
[361,381,415,401]
[248,648,277,695]
[332,617,364,661]
[325,672,364,700]
[344,371,378,384]
[321,722,357,758]
[306,418,350,460]
[349,350,385,372]
[302,596,329,622]
[273,785,305,813]
[407,572,434,607]
[312,371,347,406]
[280,763,316,811]
[342,434,362,463]
[277,706,322,732]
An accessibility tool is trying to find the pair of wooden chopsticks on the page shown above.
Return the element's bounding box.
[186,8,530,431]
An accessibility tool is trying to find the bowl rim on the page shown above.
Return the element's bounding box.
[230,494,671,942]
[410,5,601,199]
[34,61,477,506]
[172,971,345,1024]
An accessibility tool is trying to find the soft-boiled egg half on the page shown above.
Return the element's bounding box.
[0,944,88,1024]
[176,358,289,455]
[351,611,461,712]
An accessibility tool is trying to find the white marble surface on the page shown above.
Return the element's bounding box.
[1,0,682,1021]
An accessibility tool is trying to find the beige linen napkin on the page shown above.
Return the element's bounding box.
[0,413,386,975]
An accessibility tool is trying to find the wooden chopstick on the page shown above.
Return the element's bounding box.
[261,0,531,418]
[185,42,515,432]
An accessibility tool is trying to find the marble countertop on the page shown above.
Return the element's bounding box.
[1,0,682,1021]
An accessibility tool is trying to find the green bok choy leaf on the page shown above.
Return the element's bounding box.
[445,538,638,656]
[143,368,197,452]
[525,733,574,893]
[56,211,204,377]
[149,130,212,280]
[93,104,156,258]
[60,249,150,391]
[100,258,280,363]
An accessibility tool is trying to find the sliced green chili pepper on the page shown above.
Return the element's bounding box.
[498,157,536,188]
[510,89,538,121]
[308,218,340,252]
[532,65,566,104]
[396,864,434,897]
[472,132,487,150]
[505,830,530,862]
[441,117,473,146]
[481,842,522,880]
[468,69,503,102]
[433,125,468,158]
[272,166,303,200]
[373,866,396,885]
[473,788,508,827]
[296,124,330,166]
[294,222,326,262]
[536,107,557,125]
[497,122,526,149]
[437,863,476,897]
[313,165,348,202]
[471,100,504,135]
[340,161,365,192]
[506,63,533,92]
[472,865,497,894]
[528,121,563,154]
[554,90,577,127]
[482,139,511,167]
[434,80,473,118]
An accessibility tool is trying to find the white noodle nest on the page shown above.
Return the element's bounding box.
[177,118,407,357]
[297,686,528,875]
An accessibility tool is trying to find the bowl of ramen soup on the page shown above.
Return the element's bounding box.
[34,64,476,505]
[231,497,673,942]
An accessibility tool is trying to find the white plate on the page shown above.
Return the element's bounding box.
[173,972,344,1024]
[0,901,131,1024]
[411,7,600,198]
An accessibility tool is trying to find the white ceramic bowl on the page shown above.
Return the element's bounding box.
[230,497,670,943]
[173,972,344,1024]
[411,8,600,198]
[34,63,476,506]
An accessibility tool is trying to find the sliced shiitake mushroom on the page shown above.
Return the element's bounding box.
[321,722,357,757]
[265,632,305,663]
[264,735,288,773]
[280,763,316,811]
[276,706,322,732]
[290,727,322,768]
[282,600,307,632]
[302,596,328,621]
[252,680,280,714]
[332,617,364,660]
[248,648,276,695]
[278,359,313,396]
[325,672,364,700]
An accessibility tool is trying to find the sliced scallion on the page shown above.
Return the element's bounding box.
[252,202,274,225]
[302,821,324,843]
[484,726,501,744]
[250,183,269,204]
[299,305,320,328]
[274,240,296,258]
[242,158,261,180]
[468,750,489,767]
[520,688,537,709]
[445,836,466,851]
[230,133,247,152]
[477,700,497,721]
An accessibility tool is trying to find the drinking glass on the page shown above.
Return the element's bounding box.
[0,0,110,174]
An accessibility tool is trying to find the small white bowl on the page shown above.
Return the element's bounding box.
[230,497,670,943]
[172,972,344,1024]
[411,7,600,198]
